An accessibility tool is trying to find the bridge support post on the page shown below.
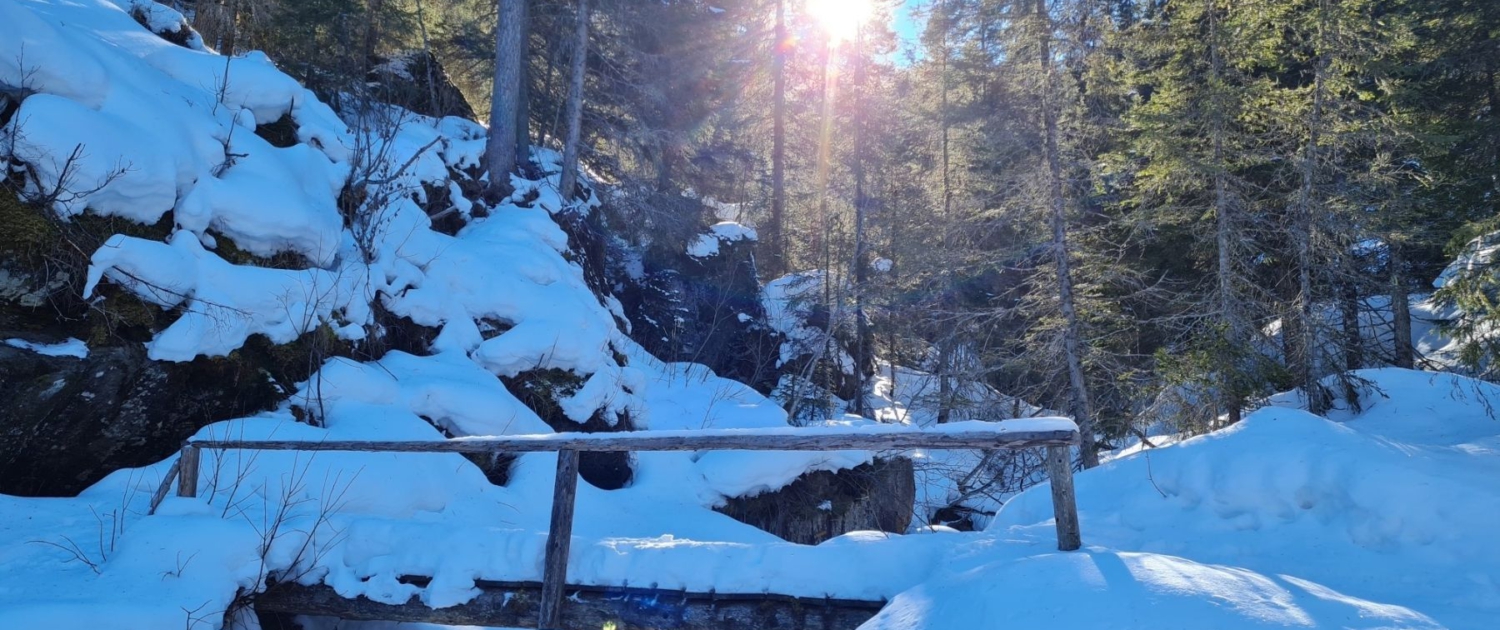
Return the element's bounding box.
[539,449,581,629]
[1044,445,1081,551]
[176,444,201,498]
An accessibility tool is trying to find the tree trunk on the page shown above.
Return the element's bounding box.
[770,0,787,275]
[486,0,527,191]
[364,0,384,75]
[1036,0,1099,468]
[415,0,438,116]
[1340,278,1362,372]
[851,29,873,417]
[1390,244,1415,369]
[558,0,590,203]
[935,0,955,425]
[1294,0,1330,415]
[1208,0,1242,425]
[514,0,532,170]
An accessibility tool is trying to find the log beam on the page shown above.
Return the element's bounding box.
[540,449,580,629]
[1044,445,1082,551]
[190,424,1079,455]
[255,580,884,630]
[176,444,200,498]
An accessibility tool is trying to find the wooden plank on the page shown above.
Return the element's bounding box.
[147,457,181,515]
[539,449,581,629]
[190,425,1079,455]
[176,444,200,498]
[255,581,883,630]
[1044,445,1082,551]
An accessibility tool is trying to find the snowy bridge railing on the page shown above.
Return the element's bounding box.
[157,420,1082,630]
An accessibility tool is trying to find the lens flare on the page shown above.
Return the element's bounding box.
[806,0,873,43]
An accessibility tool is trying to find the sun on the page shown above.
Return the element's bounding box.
[805,0,874,44]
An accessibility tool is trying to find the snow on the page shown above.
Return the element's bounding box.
[859,360,1053,527]
[1434,231,1500,289]
[763,271,851,368]
[0,4,922,620]
[686,221,757,257]
[83,231,372,361]
[3,337,89,358]
[0,0,351,228]
[873,368,1500,629]
[4,2,1498,629]
[424,417,1077,445]
[866,549,1442,629]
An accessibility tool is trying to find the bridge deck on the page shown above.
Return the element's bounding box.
[258,578,884,630]
[165,420,1081,629]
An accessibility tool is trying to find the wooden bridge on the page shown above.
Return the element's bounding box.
[153,422,1083,630]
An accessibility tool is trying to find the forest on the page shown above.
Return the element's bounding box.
[205,0,1500,457]
[2,0,1500,628]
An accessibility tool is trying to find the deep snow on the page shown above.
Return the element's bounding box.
[872,368,1500,629]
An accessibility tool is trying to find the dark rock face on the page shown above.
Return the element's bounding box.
[604,204,782,394]
[672,237,782,393]
[502,368,635,491]
[0,341,283,496]
[715,457,916,545]
[367,51,475,120]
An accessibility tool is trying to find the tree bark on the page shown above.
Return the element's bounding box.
[1390,244,1415,369]
[558,0,591,203]
[852,30,873,416]
[1340,278,1362,372]
[1294,0,1330,415]
[363,0,384,75]
[415,0,438,116]
[935,0,955,425]
[770,0,787,275]
[485,0,527,191]
[1209,0,1243,425]
[1036,0,1099,468]
[515,0,532,170]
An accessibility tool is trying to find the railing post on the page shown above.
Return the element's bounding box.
[539,449,581,629]
[148,458,183,515]
[1044,445,1081,551]
[176,444,201,498]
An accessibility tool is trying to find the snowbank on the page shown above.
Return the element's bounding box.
[869,368,1500,629]
[3,337,88,358]
[686,221,757,258]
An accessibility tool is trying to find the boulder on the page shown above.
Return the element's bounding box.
[0,340,283,496]
[367,50,475,120]
[715,457,915,545]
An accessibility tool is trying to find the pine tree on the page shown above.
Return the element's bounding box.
[557,0,590,203]
[485,0,527,188]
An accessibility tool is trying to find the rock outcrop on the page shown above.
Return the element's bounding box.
[368,50,475,120]
[715,457,916,544]
[0,340,283,496]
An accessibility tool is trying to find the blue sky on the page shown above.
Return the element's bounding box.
[892,0,923,45]
[890,0,925,60]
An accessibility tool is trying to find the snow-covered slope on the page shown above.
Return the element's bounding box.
[0,1,901,626]
[867,368,1500,629]
[4,2,1497,630]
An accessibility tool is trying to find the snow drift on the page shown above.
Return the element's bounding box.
[866,368,1500,629]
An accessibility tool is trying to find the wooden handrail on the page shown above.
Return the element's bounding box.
[165,420,1084,630]
[186,422,1079,454]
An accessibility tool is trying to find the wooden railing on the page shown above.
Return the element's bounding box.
[154,422,1082,630]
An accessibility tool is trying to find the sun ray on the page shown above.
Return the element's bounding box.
[806,0,874,44]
